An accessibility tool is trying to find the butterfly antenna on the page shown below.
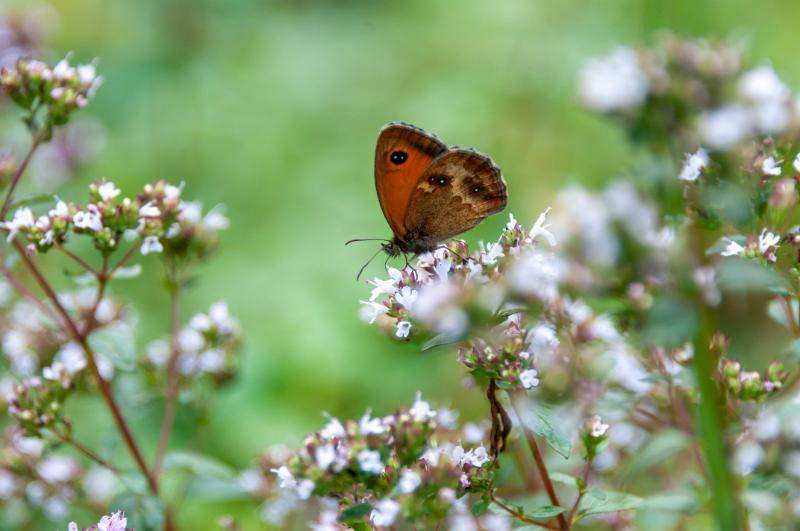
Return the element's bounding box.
[346,238,390,246]
[356,246,385,281]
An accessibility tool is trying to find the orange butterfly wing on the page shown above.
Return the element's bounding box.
[374,123,447,242]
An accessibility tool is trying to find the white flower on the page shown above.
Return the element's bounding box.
[410,391,436,422]
[94,511,128,531]
[481,241,505,265]
[733,441,764,475]
[73,208,103,232]
[49,201,70,218]
[526,321,560,356]
[579,47,648,112]
[761,157,783,176]
[138,201,160,217]
[271,466,298,490]
[52,58,74,80]
[315,444,337,470]
[699,105,752,151]
[530,207,556,245]
[359,411,386,435]
[3,207,35,241]
[519,369,540,389]
[587,415,609,437]
[398,469,421,494]
[359,300,388,324]
[794,152,800,174]
[370,499,401,527]
[507,249,564,301]
[506,213,520,231]
[758,228,780,262]
[357,449,384,474]
[140,235,163,255]
[97,180,120,202]
[433,259,451,281]
[165,183,183,200]
[320,416,346,439]
[237,469,265,495]
[678,148,710,182]
[203,207,229,230]
[296,479,314,500]
[37,456,77,483]
[480,514,511,531]
[368,268,403,301]
[395,320,412,338]
[463,446,490,467]
[395,286,418,312]
[463,422,486,443]
[739,66,790,104]
[720,237,745,257]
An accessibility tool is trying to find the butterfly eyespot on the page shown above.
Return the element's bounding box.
[390,151,408,165]
[472,186,481,193]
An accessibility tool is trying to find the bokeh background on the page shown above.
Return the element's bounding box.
[4,0,800,527]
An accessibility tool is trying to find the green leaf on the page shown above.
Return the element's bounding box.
[518,402,571,459]
[422,331,462,351]
[548,472,579,488]
[577,487,642,518]
[472,497,490,516]
[524,505,565,519]
[718,259,790,294]
[622,429,690,477]
[9,192,55,210]
[767,297,798,330]
[163,451,236,480]
[639,296,697,347]
[339,503,372,522]
[641,490,698,513]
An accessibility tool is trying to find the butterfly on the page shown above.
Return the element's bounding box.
[370,122,507,259]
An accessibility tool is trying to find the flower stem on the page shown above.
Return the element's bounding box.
[509,402,569,530]
[54,429,119,473]
[55,242,99,278]
[489,491,559,529]
[11,239,159,495]
[566,460,591,524]
[0,133,43,219]
[153,262,182,478]
[693,309,742,529]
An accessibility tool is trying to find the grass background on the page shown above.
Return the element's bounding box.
[4,0,800,528]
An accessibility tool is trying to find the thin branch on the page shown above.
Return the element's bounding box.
[153,263,181,478]
[108,240,143,278]
[509,401,568,530]
[11,239,159,495]
[55,242,98,277]
[489,491,559,530]
[81,256,108,337]
[0,133,43,219]
[566,460,591,524]
[54,429,119,473]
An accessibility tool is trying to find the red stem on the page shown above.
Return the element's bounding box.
[0,134,43,219]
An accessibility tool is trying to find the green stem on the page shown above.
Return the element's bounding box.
[693,309,742,529]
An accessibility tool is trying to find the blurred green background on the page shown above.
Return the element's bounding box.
[6,0,800,527]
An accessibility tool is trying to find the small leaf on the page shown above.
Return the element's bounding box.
[718,259,790,294]
[163,451,236,480]
[339,503,372,522]
[422,331,462,351]
[622,429,690,477]
[518,402,571,459]
[472,497,490,516]
[767,298,798,330]
[578,487,642,518]
[525,505,565,519]
[9,192,55,210]
[548,472,579,488]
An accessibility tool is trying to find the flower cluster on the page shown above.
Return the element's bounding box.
[2,178,228,260]
[69,511,130,531]
[0,55,101,131]
[146,301,241,380]
[719,358,786,401]
[578,35,800,152]
[255,393,496,529]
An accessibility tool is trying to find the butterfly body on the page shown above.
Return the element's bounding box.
[374,122,507,256]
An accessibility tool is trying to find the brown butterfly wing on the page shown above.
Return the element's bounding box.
[375,123,448,240]
[401,149,507,252]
